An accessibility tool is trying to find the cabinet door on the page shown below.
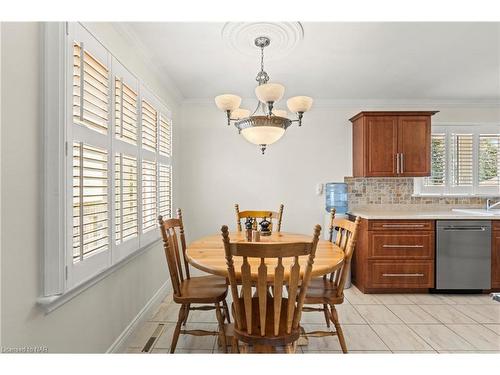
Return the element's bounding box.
[365,116,398,176]
[492,226,500,288]
[398,116,431,176]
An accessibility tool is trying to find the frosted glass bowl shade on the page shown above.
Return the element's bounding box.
[215,94,242,112]
[287,96,313,113]
[255,83,285,104]
[241,126,285,145]
[230,108,251,120]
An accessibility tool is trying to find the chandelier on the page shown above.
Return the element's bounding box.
[214,36,313,154]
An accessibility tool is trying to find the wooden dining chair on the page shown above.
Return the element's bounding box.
[235,203,284,232]
[159,209,231,353]
[221,224,321,353]
[301,216,360,353]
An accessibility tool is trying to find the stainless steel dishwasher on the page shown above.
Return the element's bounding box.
[436,220,491,290]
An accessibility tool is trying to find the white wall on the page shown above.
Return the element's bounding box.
[179,101,500,240]
[0,22,180,352]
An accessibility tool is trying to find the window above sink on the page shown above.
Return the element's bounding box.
[414,123,500,197]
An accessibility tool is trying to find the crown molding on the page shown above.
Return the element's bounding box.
[108,23,184,105]
[182,97,500,109]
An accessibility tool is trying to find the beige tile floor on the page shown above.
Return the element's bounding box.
[122,285,500,354]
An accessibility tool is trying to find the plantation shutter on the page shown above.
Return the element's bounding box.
[142,100,158,152]
[72,142,109,262]
[73,42,109,134]
[159,114,171,157]
[424,133,446,187]
[142,160,157,232]
[450,133,473,187]
[115,78,138,144]
[159,164,172,218]
[115,154,138,244]
[478,134,500,187]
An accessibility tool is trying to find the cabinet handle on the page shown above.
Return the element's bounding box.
[381,224,425,228]
[382,244,424,248]
[400,153,404,174]
[396,153,400,174]
[382,273,424,277]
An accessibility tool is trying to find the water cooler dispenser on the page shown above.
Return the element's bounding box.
[323,182,351,288]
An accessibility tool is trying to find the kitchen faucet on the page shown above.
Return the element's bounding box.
[486,199,500,211]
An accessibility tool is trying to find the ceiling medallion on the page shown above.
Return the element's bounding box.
[214,36,313,154]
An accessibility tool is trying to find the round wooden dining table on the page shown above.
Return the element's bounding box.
[185,231,345,279]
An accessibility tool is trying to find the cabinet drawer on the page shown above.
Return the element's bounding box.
[369,232,434,259]
[369,220,434,231]
[368,261,434,288]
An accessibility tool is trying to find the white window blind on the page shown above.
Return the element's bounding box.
[115,78,138,144]
[142,160,157,232]
[115,154,138,244]
[73,42,109,134]
[159,114,171,157]
[424,133,446,187]
[450,133,473,187]
[43,22,175,294]
[159,164,172,218]
[479,135,500,187]
[72,142,109,262]
[415,124,500,196]
[142,100,158,152]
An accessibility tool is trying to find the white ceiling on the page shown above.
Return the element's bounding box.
[120,22,500,102]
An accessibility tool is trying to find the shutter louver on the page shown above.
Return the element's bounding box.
[142,160,157,232]
[115,78,138,144]
[424,133,446,186]
[73,42,109,134]
[479,134,500,187]
[159,115,171,157]
[141,100,157,152]
[115,154,138,244]
[451,134,473,186]
[159,164,172,218]
[73,142,109,262]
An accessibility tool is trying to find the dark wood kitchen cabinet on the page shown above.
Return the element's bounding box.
[351,218,435,293]
[350,111,438,177]
[492,221,500,289]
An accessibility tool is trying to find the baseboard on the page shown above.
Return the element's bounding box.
[107,281,171,353]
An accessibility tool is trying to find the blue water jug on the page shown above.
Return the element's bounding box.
[325,183,348,214]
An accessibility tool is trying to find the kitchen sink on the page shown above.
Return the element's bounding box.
[452,208,500,216]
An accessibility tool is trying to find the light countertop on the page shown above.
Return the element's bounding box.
[348,208,500,220]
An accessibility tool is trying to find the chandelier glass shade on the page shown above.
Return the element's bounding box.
[214,36,313,154]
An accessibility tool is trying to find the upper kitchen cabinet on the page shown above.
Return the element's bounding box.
[350,111,438,177]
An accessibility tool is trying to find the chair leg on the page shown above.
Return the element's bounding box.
[215,302,228,353]
[170,304,188,353]
[323,304,331,328]
[182,303,190,326]
[231,337,239,354]
[222,299,231,324]
[329,304,348,353]
[284,343,296,354]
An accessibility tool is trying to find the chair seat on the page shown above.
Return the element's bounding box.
[173,275,228,304]
[303,278,344,304]
[232,297,300,346]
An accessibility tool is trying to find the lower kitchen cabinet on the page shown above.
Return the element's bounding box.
[492,222,500,289]
[351,218,435,293]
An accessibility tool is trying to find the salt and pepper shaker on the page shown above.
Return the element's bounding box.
[252,230,260,242]
[245,217,253,242]
[259,217,272,236]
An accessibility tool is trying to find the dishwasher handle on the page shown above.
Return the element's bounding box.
[441,226,487,231]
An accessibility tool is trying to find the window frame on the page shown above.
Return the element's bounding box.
[42,22,174,298]
[414,122,500,197]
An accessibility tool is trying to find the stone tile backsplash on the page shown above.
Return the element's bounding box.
[345,177,487,208]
